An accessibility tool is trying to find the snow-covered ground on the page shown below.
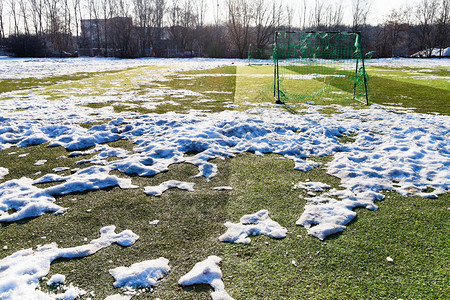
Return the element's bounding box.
[3,56,448,80]
[0,56,246,79]
[366,57,450,68]
[0,57,449,298]
[0,226,139,299]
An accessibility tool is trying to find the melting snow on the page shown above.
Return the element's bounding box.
[296,188,383,240]
[0,57,246,79]
[105,295,131,300]
[0,58,449,243]
[1,102,449,239]
[109,257,170,293]
[212,186,233,191]
[47,274,65,286]
[219,210,287,244]
[0,226,139,299]
[144,180,195,196]
[0,166,137,222]
[294,181,331,192]
[0,177,66,222]
[178,256,233,300]
[52,167,70,172]
[366,57,450,69]
[0,167,8,179]
[149,219,159,225]
[34,159,47,166]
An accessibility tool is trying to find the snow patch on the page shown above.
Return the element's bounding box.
[0,58,449,241]
[296,188,383,240]
[34,160,47,166]
[212,186,233,191]
[105,295,132,300]
[294,181,331,192]
[144,180,195,196]
[219,210,287,244]
[47,274,66,286]
[0,57,246,79]
[0,177,66,222]
[1,166,137,222]
[178,256,233,300]
[43,166,138,195]
[109,258,170,293]
[52,167,70,173]
[0,167,8,179]
[0,226,139,299]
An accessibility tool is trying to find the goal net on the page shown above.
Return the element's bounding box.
[273,31,369,105]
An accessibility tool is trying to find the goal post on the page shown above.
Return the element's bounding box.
[273,31,369,105]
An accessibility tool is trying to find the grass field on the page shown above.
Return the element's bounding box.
[0,59,449,299]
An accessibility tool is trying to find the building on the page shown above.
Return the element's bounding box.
[80,17,133,56]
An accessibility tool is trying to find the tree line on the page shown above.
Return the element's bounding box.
[0,0,448,58]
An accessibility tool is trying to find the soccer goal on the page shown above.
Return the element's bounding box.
[273,31,369,105]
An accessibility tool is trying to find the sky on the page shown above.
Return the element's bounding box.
[206,0,418,26]
[366,0,417,24]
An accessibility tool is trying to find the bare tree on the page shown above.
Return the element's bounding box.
[415,0,439,57]
[285,2,294,31]
[436,0,449,56]
[299,0,308,29]
[0,0,4,40]
[168,0,181,52]
[194,0,207,55]
[213,0,220,26]
[9,0,20,35]
[30,0,45,35]
[310,0,325,30]
[205,0,226,57]
[61,0,73,51]
[104,0,136,57]
[89,0,102,49]
[226,0,252,58]
[377,8,409,57]
[309,0,344,30]
[325,0,344,29]
[18,0,30,34]
[44,0,63,53]
[352,0,371,31]
[169,0,197,55]
[133,0,151,56]
[194,0,206,29]
[73,0,81,51]
[151,0,165,41]
[252,0,282,51]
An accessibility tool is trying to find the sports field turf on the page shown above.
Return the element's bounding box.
[0,59,448,299]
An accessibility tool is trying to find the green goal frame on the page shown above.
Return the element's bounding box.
[273,31,369,105]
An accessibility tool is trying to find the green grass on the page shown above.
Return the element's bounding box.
[279,65,368,105]
[277,64,450,114]
[224,154,449,299]
[368,73,450,115]
[0,70,129,95]
[0,61,448,299]
[78,66,236,114]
